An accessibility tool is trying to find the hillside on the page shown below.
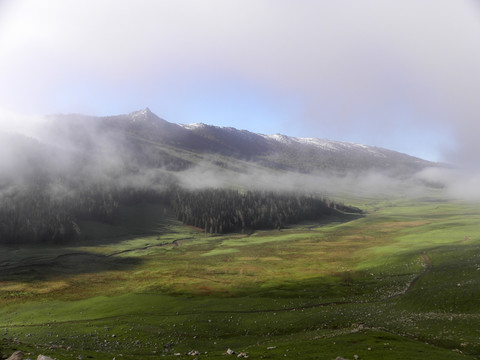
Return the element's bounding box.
[0,108,438,245]
[1,109,478,360]
[42,108,434,176]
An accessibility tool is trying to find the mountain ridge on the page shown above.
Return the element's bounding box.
[40,107,435,176]
[126,108,434,174]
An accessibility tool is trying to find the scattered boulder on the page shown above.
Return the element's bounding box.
[187,350,200,356]
[225,348,236,355]
[237,352,248,358]
[37,356,54,360]
[7,351,23,360]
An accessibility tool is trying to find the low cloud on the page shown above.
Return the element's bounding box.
[176,160,426,199]
[1,110,480,204]
[416,167,480,201]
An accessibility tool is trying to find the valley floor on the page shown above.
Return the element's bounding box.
[1,198,480,359]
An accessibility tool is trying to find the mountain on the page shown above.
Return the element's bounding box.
[0,108,437,244]
[42,108,435,176]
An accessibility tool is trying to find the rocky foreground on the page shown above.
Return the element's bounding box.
[5,352,54,360]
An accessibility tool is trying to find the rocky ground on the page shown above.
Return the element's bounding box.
[4,351,54,360]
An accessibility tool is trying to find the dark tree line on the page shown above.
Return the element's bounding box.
[0,185,80,245]
[171,188,361,234]
[0,179,170,245]
[0,178,361,245]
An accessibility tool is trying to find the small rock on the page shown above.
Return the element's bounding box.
[187,350,200,356]
[267,346,276,350]
[37,356,54,360]
[7,351,23,360]
[237,352,248,358]
[225,348,236,355]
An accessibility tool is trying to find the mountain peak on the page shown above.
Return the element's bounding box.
[128,107,158,122]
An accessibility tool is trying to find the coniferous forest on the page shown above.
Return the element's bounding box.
[0,178,361,245]
[171,188,361,234]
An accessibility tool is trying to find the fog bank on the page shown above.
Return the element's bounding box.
[1,111,479,204]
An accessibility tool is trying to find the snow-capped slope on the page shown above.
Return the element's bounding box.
[45,108,435,175]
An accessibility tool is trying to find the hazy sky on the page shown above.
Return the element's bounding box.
[1,0,480,164]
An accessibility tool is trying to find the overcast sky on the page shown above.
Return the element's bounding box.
[1,0,480,164]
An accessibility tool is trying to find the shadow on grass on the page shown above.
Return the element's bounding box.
[0,252,143,283]
[75,203,181,246]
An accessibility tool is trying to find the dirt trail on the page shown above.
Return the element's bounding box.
[404,253,432,294]
[105,237,192,257]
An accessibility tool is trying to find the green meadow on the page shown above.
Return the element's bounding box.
[1,197,480,359]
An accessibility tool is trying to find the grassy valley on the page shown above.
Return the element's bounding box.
[1,195,479,359]
[0,110,477,359]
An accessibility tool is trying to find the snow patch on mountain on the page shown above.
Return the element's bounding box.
[179,123,207,130]
[261,133,387,156]
[296,137,340,151]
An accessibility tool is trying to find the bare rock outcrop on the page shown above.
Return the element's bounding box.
[7,351,24,360]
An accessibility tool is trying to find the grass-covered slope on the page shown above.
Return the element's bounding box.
[1,197,479,359]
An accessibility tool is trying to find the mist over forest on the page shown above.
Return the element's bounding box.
[0,109,476,245]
